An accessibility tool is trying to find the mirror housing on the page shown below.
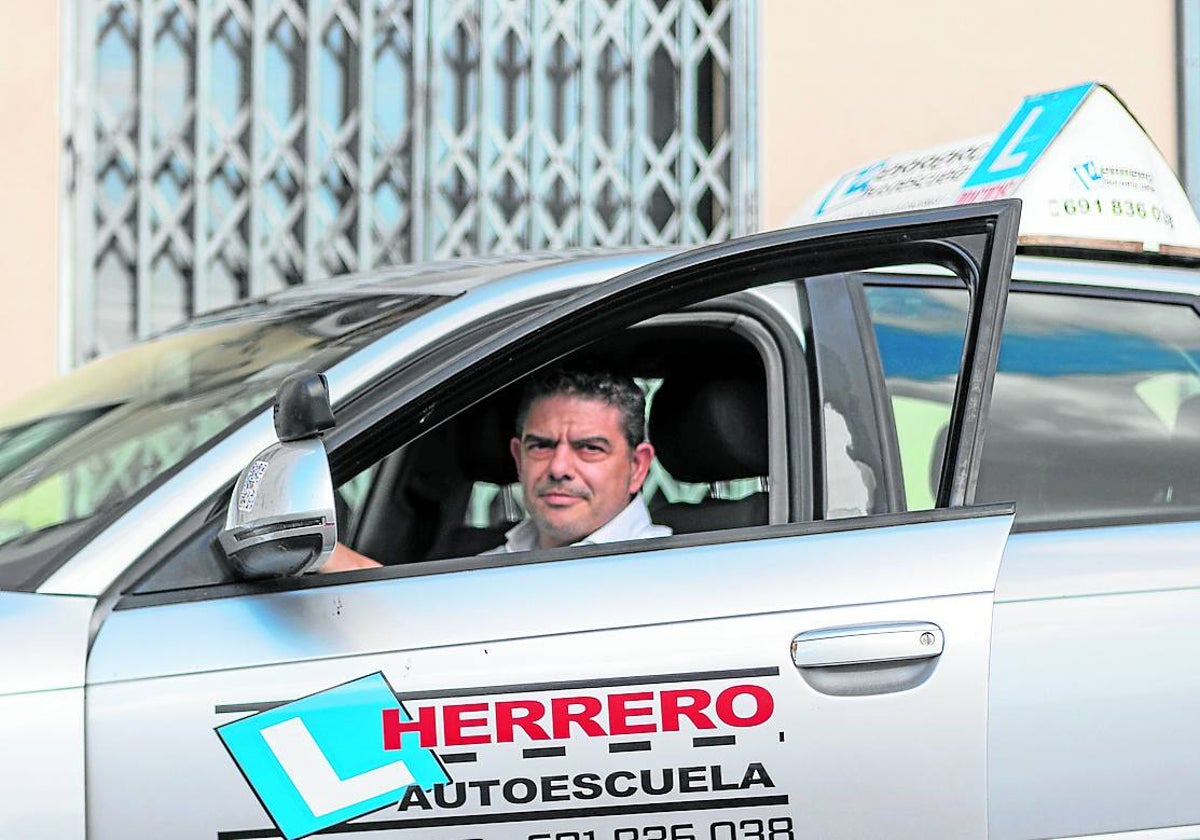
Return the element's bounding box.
[218,372,337,579]
[274,370,336,441]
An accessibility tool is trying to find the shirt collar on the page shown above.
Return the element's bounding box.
[576,493,654,545]
[501,494,652,552]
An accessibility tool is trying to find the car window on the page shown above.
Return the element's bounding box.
[128,204,1020,598]
[864,281,1200,525]
[345,305,792,564]
[133,299,793,588]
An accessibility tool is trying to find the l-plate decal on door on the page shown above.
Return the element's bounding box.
[217,667,790,839]
[217,672,450,840]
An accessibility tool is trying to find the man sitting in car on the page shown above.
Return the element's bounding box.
[322,368,670,571]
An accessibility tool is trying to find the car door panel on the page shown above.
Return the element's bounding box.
[990,523,1200,839]
[93,512,1010,680]
[85,202,1022,839]
[87,510,1011,840]
[994,522,1200,602]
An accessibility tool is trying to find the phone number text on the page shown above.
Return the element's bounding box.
[1048,197,1174,229]
[530,817,794,840]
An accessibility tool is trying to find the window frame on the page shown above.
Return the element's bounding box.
[341,295,802,565]
[111,202,1022,607]
[125,291,808,598]
[856,270,1200,532]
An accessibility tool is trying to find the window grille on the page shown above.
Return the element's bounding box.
[66,0,757,362]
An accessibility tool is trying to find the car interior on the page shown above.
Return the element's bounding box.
[923,374,1196,524]
[127,300,788,597]
[344,319,772,565]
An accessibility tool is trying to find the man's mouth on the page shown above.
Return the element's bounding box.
[538,489,587,506]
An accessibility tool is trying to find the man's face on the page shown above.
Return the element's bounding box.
[510,394,654,549]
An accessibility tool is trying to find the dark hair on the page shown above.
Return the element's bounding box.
[515,368,647,449]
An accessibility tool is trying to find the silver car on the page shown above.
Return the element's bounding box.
[2,200,1197,839]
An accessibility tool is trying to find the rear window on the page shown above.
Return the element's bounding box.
[864,283,1200,525]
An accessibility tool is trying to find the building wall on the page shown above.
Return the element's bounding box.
[0,2,1183,404]
[760,1,1180,228]
[0,0,61,403]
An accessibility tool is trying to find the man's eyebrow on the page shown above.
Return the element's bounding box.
[521,433,554,445]
[519,433,613,447]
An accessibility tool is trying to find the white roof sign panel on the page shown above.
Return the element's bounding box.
[791,83,1200,252]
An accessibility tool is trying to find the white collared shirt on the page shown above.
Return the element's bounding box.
[488,493,671,554]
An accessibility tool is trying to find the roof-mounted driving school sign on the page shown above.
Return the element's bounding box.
[790,82,1200,254]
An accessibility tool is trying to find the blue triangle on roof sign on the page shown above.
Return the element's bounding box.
[962,82,1094,188]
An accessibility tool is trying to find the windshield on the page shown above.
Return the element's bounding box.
[0,293,448,590]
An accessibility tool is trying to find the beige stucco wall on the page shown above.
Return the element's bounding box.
[760,1,1179,228]
[0,0,61,403]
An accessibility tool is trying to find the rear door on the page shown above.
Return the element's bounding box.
[84,202,1020,840]
[857,272,1200,838]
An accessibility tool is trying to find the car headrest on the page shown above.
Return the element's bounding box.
[452,394,519,486]
[649,375,768,482]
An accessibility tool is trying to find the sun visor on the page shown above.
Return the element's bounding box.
[789,83,1200,255]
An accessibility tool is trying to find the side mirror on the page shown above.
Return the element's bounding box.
[218,371,337,579]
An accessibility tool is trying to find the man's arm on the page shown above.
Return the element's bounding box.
[319,541,382,572]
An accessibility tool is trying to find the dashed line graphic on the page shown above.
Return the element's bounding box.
[694,736,736,748]
[522,747,566,759]
[609,741,652,753]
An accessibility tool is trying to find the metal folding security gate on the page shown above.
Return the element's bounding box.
[64,0,757,362]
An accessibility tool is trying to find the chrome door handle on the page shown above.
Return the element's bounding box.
[791,621,944,668]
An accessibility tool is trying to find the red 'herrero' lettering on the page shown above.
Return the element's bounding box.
[444,702,490,746]
[608,692,656,735]
[550,696,605,739]
[716,684,774,727]
[660,689,716,732]
[495,700,550,742]
[381,682,774,750]
[382,705,438,749]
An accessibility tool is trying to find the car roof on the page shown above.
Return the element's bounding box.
[176,247,678,332]
[172,240,1200,338]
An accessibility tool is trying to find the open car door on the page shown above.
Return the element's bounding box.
[85,201,1020,840]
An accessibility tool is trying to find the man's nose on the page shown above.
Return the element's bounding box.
[547,442,575,478]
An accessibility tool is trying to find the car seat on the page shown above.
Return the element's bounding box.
[420,394,520,559]
[647,373,769,533]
